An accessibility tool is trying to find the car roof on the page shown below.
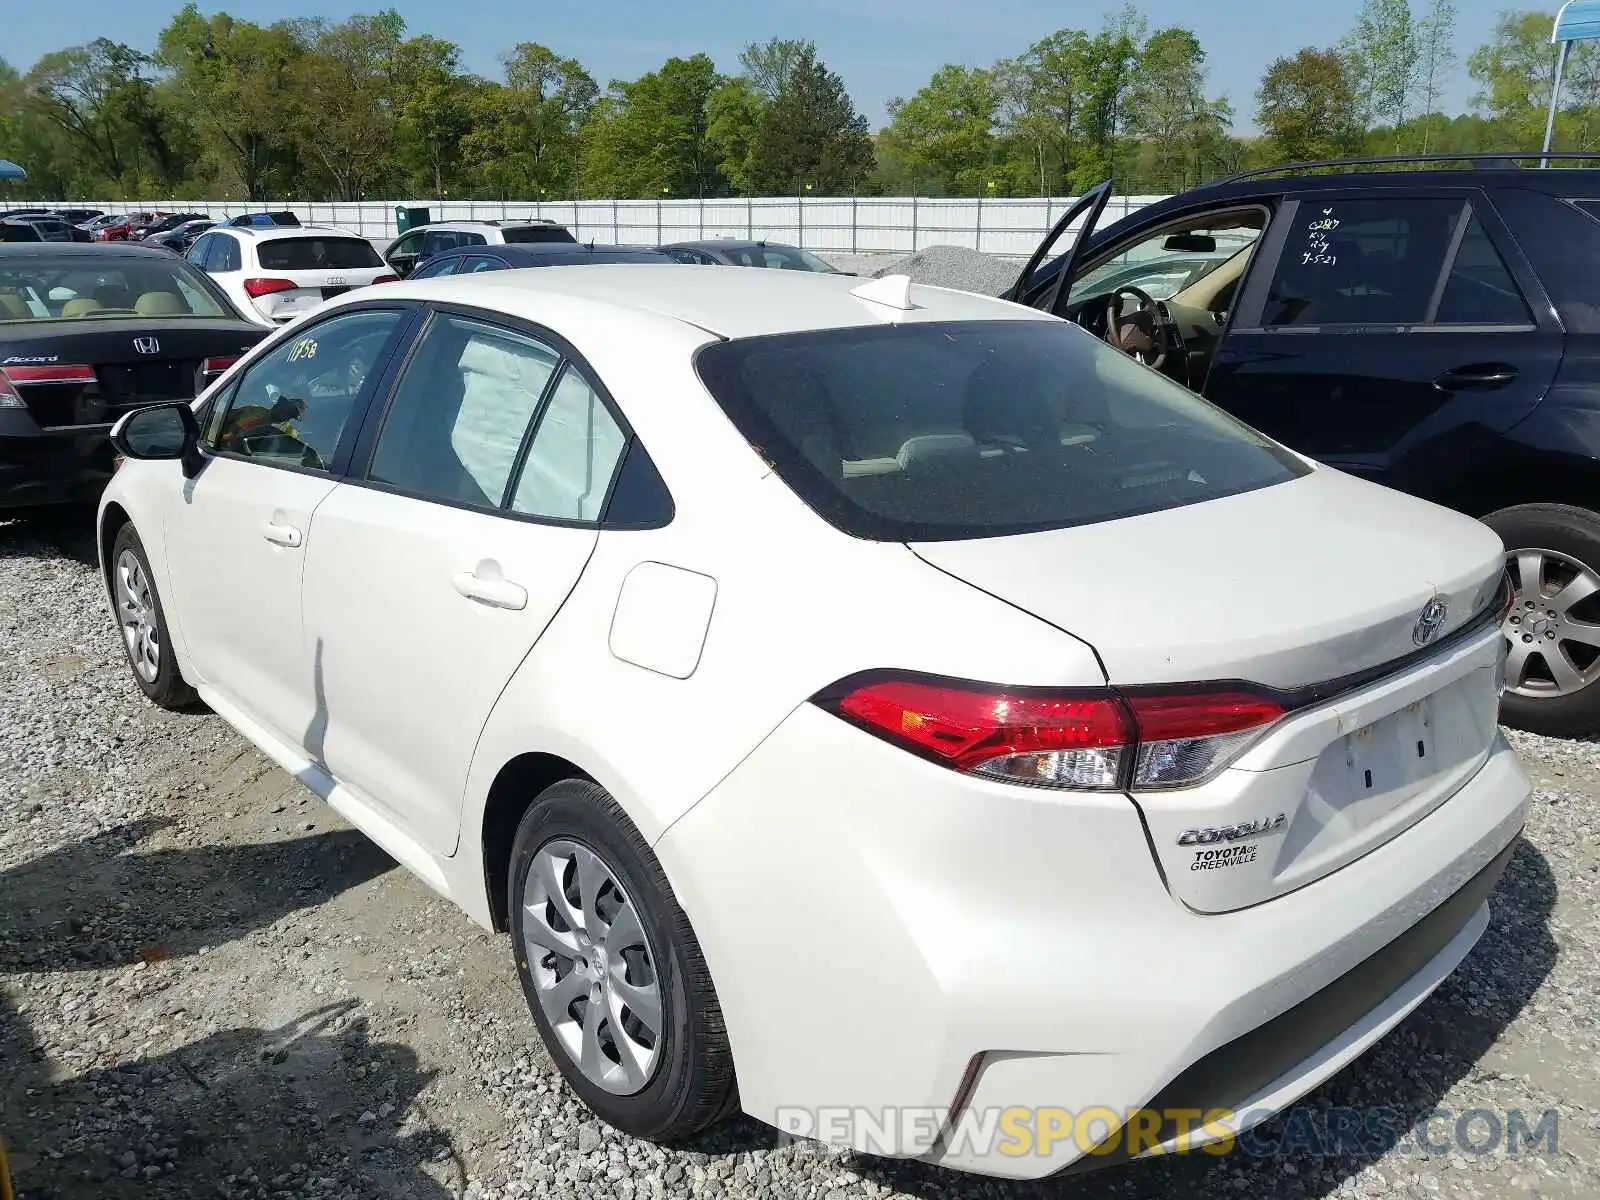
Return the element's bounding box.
[664,239,801,251]
[374,263,1047,339]
[220,223,366,241]
[0,242,177,260]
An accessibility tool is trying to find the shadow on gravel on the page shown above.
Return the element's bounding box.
[0,819,394,974]
[0,505,100,568]
[0,989,461,1199]
[842,836,1560,1200]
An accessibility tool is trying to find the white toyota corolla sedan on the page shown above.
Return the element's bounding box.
[98,265,1529,1178]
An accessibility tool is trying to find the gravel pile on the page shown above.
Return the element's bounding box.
[821,246,1023,297]
[2,511,1597,1199]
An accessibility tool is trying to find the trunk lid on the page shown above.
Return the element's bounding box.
[912,467,1510,913]
[2,318,265,427]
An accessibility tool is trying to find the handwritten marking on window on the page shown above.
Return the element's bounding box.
[287,337,319,363]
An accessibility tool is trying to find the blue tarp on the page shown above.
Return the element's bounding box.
[0,160,25,181]
[1555,1,1600,44]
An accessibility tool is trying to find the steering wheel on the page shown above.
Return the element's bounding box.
[1104,286,1174,371]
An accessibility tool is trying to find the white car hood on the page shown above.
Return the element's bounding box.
[910,467,1506,690]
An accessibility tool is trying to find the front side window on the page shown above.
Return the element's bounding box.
[369,314,560,508]
[1070,212,1266,305]
[210,308,402,471]
[695,319,1307,542]
[510,365,627,521]
[1263,197,1463,327]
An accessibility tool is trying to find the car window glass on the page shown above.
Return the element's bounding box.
[370,314,560,507]
[392,231,422,257]
[1434,216,1532,325]
[510,365,627,521]
[463,232,487,247]
[464,256,501,273]
[211,309,402,471]
[257,237,383,271]
[1263,197,1463,327]
[187,234,214,268]
[695,319,1306,541]
[422,230,456,255]
[1070,213,1265,305]
[217,237,242,273]
[409,256,458,279]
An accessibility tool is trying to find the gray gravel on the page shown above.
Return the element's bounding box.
[2,509,1598,1199]
[823,246,1024,296]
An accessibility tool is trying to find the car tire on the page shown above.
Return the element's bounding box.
[1484,503,1600,738]
[110,523,198,710]
[508,778,736,1141]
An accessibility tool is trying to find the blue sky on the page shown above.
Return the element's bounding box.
[4,0,1530,131]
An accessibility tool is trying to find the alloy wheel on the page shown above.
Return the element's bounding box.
[115,549,160,683]
[520,838,664,1095]
[1502,547,1600,699]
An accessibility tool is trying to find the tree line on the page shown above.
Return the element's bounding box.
[0,2,1592,203]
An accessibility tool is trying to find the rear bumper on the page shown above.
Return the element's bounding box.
[0,422,115,509]
[655,705,1530,1180]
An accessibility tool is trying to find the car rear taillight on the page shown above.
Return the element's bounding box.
[201,355,240,377]
[2,364,96,385]
[243,277,297,298]
[819,675,1284,791]
[371,273,399,284]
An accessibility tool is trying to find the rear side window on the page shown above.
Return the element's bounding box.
[501,225,578,244]
[1264,197,1462,326]
[695,320,1307,542]
[214,237,242,273]
[510,365,627,521]
[257,237,382,271]
[1435,216,1531,325]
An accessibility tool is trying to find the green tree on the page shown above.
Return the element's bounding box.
[1343,0,1420,134]
[746,46,873,193]
[1124,28,1233,190]
[1412,0,1458,149]
[393,35,471,198]
[880,65,1001,195]
[579,54,722,197]
[706,76,764,193]
[156,6,306,201]
[1467,10,1569,151]
[289,9,408,199]
[739,38,810,100]
[1256,48,1363,162]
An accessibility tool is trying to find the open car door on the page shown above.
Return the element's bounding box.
[1005,179,1114,316]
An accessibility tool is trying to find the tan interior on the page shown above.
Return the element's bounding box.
[0,293,28,319]
[134,291,186,316]
[61,298,104,317]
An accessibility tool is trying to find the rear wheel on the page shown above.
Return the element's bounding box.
[507,779,736,1140]
[1484,504,1600,738]
[110,523,197,710]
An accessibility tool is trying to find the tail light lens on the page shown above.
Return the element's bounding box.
[243,277,297,298]
[371,273,399,284]
[820,676,1284,792]
[201,355,240,377]
[0,364,95,408]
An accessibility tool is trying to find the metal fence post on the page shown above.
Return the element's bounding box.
[797,192,804,246]
[573,199,580,239]
[612,198,619,244]
[911,196,919,252]
[974,194,984,253]
[747,197,753,239]
[656,197,662,245]
[851,195,858,254]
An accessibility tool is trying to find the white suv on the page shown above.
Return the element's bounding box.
[186,225,396,327]
[382,220,577,277]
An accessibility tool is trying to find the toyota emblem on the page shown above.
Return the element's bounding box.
[1412,597,1449,646]
[133,336,160,355]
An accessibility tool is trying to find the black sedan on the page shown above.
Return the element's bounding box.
[404,242,675,279]
[1,243,268,509]
[657,238,846,272]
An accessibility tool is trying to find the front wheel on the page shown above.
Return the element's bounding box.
[110,523,198,710]
[507,779,736,1140]
[1485,503,1600,738]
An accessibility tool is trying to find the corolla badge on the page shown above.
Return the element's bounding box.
[1412,597,1449,647]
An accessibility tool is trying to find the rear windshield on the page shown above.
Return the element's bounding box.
[500,225,578,244]
[694,320,1307,541]
[0,255,233,321]
[257,237,382,270]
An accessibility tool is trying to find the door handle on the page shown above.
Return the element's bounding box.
[1433,363,1519,392]
[262,520,303,548]
[452,565,528,611]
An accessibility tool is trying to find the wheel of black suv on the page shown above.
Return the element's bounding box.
[110,523,198,710]
[508,779,736,1140]
[1485,504,1600,738]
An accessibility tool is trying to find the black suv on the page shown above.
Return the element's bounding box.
[1007,153,1600,738]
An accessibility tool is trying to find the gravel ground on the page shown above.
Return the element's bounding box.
[2,510,1598,1200]
[822,247,1024,296]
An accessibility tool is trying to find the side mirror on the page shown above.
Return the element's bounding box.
[1163,233,1217,253]
[111,402,204,478]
